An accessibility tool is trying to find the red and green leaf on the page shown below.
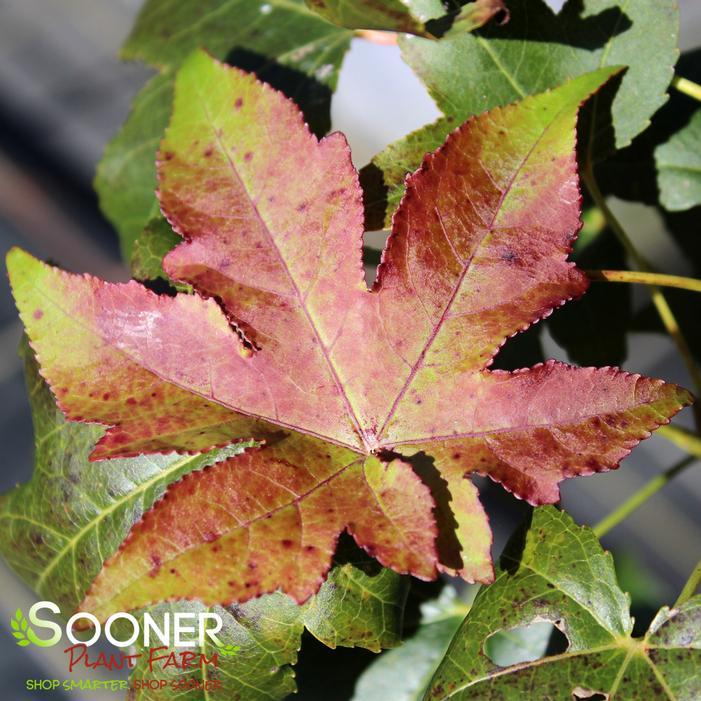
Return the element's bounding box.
[81,436,437,621]
[7,52,692,621]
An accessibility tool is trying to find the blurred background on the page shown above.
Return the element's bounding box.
[0,0,699,698]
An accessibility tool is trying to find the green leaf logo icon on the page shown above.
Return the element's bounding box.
[9,609,53,648]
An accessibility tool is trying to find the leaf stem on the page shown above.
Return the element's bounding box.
[658,424,701,459]
[586,269,701,293]
[674,559,701,608]
[593,455,697,538]
[672,75,701,103]
[582,164,701,429]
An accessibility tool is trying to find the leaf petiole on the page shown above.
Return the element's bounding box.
[593,455,697,538]
[582,163,701,429]
[658,424,701,459]
[674,559,701,608]
[672,75,701,103]
[586,269,701,294]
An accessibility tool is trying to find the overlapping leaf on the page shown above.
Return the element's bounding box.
[0,345,407,700]
[426,507,701,700]
[365,0,679,226]
[131,216,191,291]
[8,54,691,622]
[352,585,558,701]
[304,0,507,37]
[97,0,352,258]
[351,586,470,701]
[0,342,251,612]
[127,544,407,701]
[655,108,701,212]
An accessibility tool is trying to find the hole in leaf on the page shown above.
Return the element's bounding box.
[572,688,609,701]
[484,620,569,667]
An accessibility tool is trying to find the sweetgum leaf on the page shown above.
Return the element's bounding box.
[365,0,679,226]
[80,437,438,621]
[304,0,506,37]
[0,344,407,700]
[7,55,691,620]
[426,507,701,700]
[655,108,701,212]
[96,0,351,258]
[305,0,443,34]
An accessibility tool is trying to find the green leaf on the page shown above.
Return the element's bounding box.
[0,341,253,612]
[127,543,407,700]
[656,108,701,212]
[303,0,507,37]
[366,0,679,226]
[95,74,172,260]
[130,216,191,291]
[426,507,701,700]
[351,586,469,701]
[96,0,352,259]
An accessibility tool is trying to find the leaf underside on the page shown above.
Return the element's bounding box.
[303,0,507,36]
[7,54,691,622]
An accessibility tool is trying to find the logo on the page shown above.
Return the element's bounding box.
[10,608,53,648]
[9,601,226,650]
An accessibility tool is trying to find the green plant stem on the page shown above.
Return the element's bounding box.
[672,75,701,103]
[658,424,701,459]
[593,456,697,538]
[586,269,701,293]
[582,165,701,430]
[674,559,701,608]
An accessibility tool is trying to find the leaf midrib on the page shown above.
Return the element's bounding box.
[196,88,368,451]
[100,455,365,609]
[376,100,572,443]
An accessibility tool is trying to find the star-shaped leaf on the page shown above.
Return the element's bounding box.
[7,53,691,621]
[426,507,701,700]
[365,0,679,226]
